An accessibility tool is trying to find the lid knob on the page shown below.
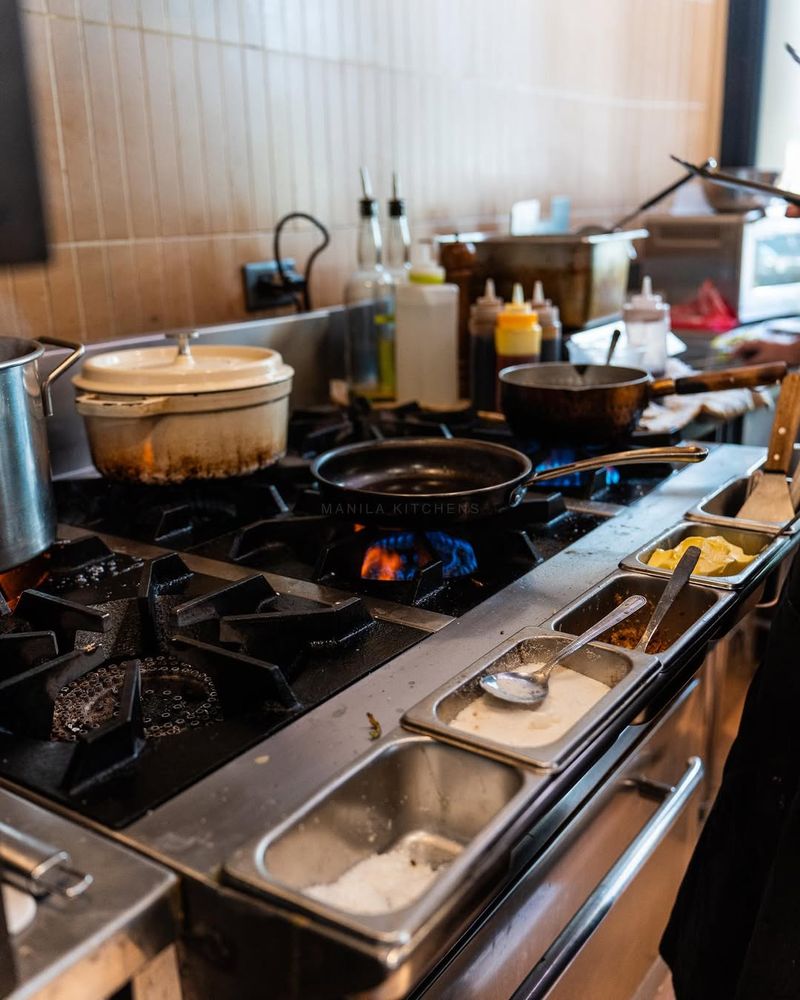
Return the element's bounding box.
[166,330,199,362]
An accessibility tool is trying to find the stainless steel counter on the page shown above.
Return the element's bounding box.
[0,788,177,1000]
[6,441,792,1000]
[123,443,768,878]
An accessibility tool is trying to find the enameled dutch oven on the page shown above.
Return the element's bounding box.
[73,332,294,484]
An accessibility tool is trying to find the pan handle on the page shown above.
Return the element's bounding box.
[522,445,708,489]
[650,361,787,398]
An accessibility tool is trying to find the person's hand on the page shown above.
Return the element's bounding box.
[787,204,800,218]
[732,337,800,366]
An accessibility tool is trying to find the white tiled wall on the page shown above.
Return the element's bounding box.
[2,0,729,342]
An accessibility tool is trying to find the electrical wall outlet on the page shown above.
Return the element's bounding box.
[242,258,305,311]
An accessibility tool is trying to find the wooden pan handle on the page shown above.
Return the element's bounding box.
[650,361,787,398]
[763,372,800,473]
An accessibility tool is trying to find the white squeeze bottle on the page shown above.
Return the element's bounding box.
[623,276,670,376]
[395,243,460,407]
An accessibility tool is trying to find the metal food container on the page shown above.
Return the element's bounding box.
[621,521,784,590]
[547,570,734,661]
[686,447,800,535]
[470,229,648,330]
[402,629,660,771]
[223,736,533,950]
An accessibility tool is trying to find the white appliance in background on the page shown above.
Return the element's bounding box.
[643,211,800,325]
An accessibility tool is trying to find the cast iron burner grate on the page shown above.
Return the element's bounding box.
[51,655,224,741]
[0,536,425,826]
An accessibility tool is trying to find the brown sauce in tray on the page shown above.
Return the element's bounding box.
[607,594,672,655]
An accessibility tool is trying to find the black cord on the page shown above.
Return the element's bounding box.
[273,212,330,312]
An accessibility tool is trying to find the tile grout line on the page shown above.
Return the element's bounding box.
[76,10,118,337]
[42,12,87,338]
[163,24,195,326]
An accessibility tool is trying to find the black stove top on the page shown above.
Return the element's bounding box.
[0,403,676,827]
[0,535,422,827]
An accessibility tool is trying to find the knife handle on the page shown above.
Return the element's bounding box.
[764,372,800,473]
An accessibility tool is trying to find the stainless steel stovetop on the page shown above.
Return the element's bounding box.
[25,442,791,1000]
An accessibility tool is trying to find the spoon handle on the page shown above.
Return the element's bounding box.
[537,594,647,681]
[605,328,622,365]
[635,545,701,652]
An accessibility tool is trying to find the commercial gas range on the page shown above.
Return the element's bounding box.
[1,403,679,831]
[1,323,796,999]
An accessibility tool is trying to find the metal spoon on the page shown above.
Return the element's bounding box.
[635,545,701,652]
[605,328,622,365]
[479,595,647,706]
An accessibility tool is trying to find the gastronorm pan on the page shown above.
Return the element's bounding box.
[546,570,734,663]
[620,521,785,590]
[686,445,800,535]
[401,629,660,772]
[223,735,534,949]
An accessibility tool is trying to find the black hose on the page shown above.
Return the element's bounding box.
[273,212,330,312]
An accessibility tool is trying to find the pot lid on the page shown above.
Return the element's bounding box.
[73,333,294,395]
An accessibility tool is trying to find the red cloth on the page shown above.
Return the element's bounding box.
[670,279,739,332]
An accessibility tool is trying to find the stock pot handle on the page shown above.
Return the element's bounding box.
[38,336,85,417]
[511,756,704,1000]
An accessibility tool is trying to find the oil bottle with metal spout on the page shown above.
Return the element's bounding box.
[343,167,396,400]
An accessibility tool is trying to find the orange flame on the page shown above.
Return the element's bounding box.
[361,545,406,581]
[0,554,51,611]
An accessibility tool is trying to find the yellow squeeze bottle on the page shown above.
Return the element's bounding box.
[494,282,542,406]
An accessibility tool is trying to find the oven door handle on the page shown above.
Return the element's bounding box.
[511,756,704,1000]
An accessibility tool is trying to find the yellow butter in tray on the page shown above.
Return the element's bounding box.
[648,535,756,577]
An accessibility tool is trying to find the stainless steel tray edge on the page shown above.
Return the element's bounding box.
[685,475,799,536]
[620,520,790,590]
[401,629,661,773]
[542,568,736,664]
[221,732,538,955]
[686,446,800,536]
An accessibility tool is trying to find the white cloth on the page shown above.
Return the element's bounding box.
[637,359,770,433]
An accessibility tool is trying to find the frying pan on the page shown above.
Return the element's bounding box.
[311,438,708,528]
[499,361,787,445]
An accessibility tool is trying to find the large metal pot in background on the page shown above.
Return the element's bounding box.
[73,332,294,484]
[470,229,648,330]
[0,336,84,571]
